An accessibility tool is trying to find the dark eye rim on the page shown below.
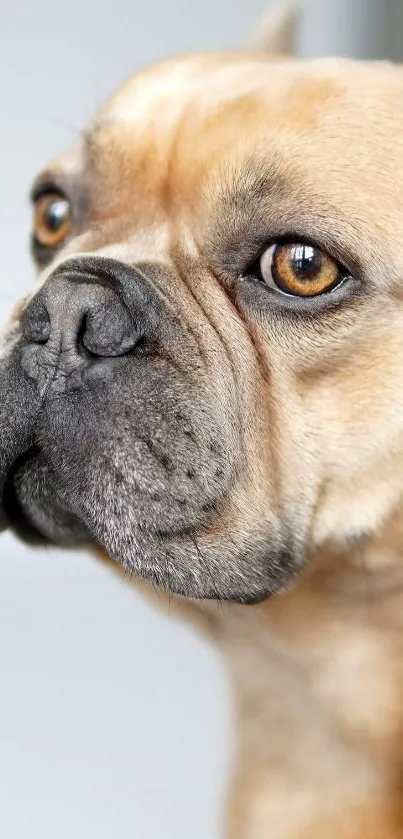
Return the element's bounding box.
[30,180,67,204]
[235,270,362,320]
[230,235,363,318]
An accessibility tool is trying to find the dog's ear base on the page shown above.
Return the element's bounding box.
[246,1,299,56]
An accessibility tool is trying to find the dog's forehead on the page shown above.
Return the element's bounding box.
[96,54,264,127]
[90,54,403,153]
[84,56,403,190]
[94,53,399,130]
[38,54,403,267]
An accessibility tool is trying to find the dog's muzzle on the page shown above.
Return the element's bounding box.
[0,255,168,537]
[0,254,291,600]
[20,258,145,395]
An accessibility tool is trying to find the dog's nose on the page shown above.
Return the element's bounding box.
[20,257,144,392]
[22,278,138,357]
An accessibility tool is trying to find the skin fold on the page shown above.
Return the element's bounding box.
[3,7,403,836]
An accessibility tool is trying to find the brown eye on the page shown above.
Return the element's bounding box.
[259,242,348,297]
[33,192,71,249]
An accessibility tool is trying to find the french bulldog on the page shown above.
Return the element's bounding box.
[2,3,403,836]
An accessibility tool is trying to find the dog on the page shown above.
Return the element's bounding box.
[2,2,403,836]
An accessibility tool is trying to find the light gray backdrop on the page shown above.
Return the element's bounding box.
[1,1,402,837]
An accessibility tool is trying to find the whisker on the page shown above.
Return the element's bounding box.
[35,114,85,139]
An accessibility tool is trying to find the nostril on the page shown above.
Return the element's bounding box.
[80,297,141,357]
[77,313,88,353]
[20,271,146,362]
[20,299,51,344]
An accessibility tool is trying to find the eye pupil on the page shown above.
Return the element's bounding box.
[289,244,323,282]
[45,199,69,231]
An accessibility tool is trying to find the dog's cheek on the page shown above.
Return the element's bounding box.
[300,325,403,547]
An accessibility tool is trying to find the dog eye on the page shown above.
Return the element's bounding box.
[33,192,72,250]
[257,242,349,297]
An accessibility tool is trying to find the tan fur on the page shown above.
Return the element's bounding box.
[9,21,403,839]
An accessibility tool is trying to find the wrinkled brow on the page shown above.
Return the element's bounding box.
[204,155,383,285]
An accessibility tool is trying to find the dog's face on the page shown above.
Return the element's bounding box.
[2,54,403,603]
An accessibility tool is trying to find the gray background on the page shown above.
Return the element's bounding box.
[0,1,402,837]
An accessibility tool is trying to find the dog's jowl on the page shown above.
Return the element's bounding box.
[4,11,403,839]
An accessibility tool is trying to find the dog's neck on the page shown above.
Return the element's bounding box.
[212,509,403,838]
[102,507,403,837]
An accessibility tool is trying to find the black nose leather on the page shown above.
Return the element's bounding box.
[22,279,138,356]
[20,257,142,393]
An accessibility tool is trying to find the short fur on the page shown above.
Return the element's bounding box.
[2,6,403,836]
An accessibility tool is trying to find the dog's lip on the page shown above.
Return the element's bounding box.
[0,496,9,531]
[1,447,89,544]
[0,460,22,533]
[1,448,48,542]
[0,447,203,549]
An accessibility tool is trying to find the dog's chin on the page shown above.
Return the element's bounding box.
[2,450,297,605]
